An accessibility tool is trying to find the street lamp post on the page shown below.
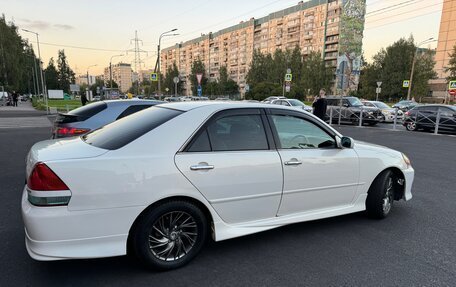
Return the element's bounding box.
[22,29,48,114]
[86,64,97,101]
[407,38,435,100]
[109,54,123,89]
[156,29,178,98]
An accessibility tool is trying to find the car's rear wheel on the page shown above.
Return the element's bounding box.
[366,170,395,219]
[131,200,208,270]
[405,121,417,131]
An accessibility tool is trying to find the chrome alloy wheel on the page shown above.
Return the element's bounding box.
[148,211,198,261]
[382,177,394,214]
[406,122,416,131]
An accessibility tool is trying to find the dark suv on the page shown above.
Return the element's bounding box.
[403,104,456,132]
[326,96,383,125]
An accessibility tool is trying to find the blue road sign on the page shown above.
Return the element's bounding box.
[197,85,202,97]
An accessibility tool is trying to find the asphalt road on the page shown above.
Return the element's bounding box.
[0,124,455,286]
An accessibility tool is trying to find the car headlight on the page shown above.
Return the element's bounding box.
[368,111,373,115]
[402,153,411,168]
[383,110,391,115]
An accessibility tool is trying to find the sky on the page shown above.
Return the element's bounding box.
[0,0,444,76]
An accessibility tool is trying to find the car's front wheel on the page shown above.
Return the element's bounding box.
[366,170,396,219]
[405,121,417,131]
[131,200,208,270]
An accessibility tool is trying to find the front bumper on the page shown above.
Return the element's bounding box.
[21,187,143,261]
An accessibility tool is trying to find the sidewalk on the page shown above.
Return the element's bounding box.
[0,101,52,128]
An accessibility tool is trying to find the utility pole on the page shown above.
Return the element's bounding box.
[155,29,178,98]
[128,31,147,95]
[22,29,48,113]
[407,38,436,100]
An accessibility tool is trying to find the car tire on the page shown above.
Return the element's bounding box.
[350,115,360,125]
[405,121,417,131]
[366,170,396,219]
[131,200,208,270]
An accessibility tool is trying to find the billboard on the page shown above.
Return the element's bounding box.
[336,0,366,92]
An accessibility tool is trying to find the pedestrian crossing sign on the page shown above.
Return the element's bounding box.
[449,80,456,90]
[150,73,158,82]
[402,80,410,88]
[285,73,292,82]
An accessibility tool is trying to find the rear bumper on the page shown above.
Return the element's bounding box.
[21,187,143,261]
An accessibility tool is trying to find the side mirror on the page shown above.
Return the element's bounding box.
[338,136,354,149]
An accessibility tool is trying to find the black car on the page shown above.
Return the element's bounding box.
[326,96,383,125]
[403,105,456,132]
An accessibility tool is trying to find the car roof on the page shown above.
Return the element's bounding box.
[158,101,302,112]
[103,99,164,106]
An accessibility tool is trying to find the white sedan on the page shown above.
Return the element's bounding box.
[22,102,414,270]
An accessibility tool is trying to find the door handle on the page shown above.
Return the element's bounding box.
[190,164,214,171]
[284,159,302,166]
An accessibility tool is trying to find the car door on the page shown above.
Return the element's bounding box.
[268,109,359,216]
[438,107,456,130]
[416,106,438,128]
[174,108,283,224]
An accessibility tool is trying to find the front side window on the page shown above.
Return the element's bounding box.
[271,115,335,149]
[347,98,363,106]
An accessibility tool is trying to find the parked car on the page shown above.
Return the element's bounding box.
[362,100,404,122]
[403,104,456,132]
[190,96,209,101]
[92,95,101,101]
[164,96,181,102]
[392,100,419,112]
[326,96,383,125]
[271,98,313,112]
[214,97,231,101]
[0,91,9,106]
[23,101,414,270]
[262,96,286,103]
[51,99,164,138]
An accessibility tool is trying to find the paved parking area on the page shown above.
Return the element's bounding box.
[0,125,455,287]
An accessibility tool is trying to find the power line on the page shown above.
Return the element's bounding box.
[366,1,443,25]
[366,0,417,15]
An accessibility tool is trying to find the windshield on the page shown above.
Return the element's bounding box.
[347,97,363,106]
[373,102,390,109]
[288,99,305,106]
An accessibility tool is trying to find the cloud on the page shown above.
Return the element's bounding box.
[53,24,74,30]
[18,19,74,31]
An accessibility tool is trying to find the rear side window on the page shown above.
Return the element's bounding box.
[116,105,152,120]
[82,107,183,150]
[67,101,107,119]
[187,114,268,152]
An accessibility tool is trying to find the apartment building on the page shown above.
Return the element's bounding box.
[161,0,365,96]
[430,0,456,100]
[103,63,133,93]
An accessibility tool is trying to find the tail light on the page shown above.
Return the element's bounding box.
[27,162,71,206]
[56,127,90,137]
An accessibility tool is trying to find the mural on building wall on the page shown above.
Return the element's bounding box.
[336,0,366,92]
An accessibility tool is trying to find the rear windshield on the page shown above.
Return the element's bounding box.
[68,101,107,119]
[81,106,183,150]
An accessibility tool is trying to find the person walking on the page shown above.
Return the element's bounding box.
[12,91,18,107]
[312,89,327,120]
[81,92,88,106]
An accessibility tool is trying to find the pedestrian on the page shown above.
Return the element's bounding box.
[12,91,18,107]
[81,93,88,106]
[312,88,327,121]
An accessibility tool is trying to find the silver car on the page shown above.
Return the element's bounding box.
[363,100,404,123]
[52,99,164,138]
[271,98,313,112]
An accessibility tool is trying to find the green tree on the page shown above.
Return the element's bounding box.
[300,52,333,97]
[359,36,436,101]
[0,15,39,93]
[56,49,75,92]
[189,59,207,96]
[163,62,182,95]
[105,79,119,89]
[90,78,104,97]
[44,58,59,90]
[218,66,239,95]
[445,44,456,83]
